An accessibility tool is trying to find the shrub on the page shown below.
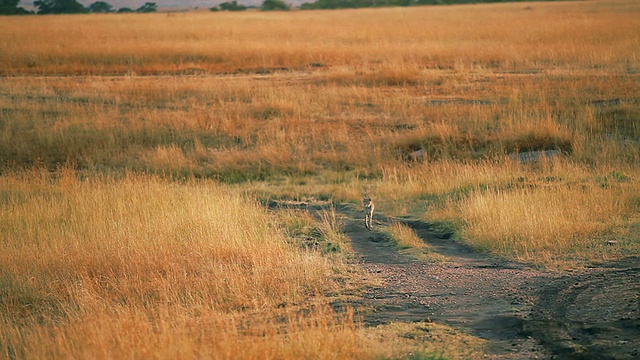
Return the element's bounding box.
[261,0,290,10]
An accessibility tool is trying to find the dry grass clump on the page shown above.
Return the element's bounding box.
[457,184,631,263]
[2,304,366,359]
[321,66,424,87]
[595,105,640,140]
[384,223,448,263]
[388,116,573,161]
[416,162,640,268]
[386,222,427,249]
[274,204,353,255]
[363,321,487,360]
[0,169,370,358]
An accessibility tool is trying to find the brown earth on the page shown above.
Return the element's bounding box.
[316,202,640,359]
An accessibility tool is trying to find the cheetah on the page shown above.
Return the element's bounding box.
[363,197,375,230]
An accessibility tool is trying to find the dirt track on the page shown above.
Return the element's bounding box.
[333,203,640,359]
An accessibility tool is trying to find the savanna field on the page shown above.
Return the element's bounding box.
[1,1,640,358]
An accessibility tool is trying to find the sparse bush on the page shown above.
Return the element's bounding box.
[261,0,290,10]
[219,0,246,11]
[136,1,157,12]
[34,0,86,14]
[88,1,112,13]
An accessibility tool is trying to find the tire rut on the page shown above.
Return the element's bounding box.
[268,200,640,359]
[335,203,550,359]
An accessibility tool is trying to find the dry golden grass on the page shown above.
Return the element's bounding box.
[387,222,427,249]
[0,169,485,359]
[252,158,640,268]
[363,321,487,359]
[456,182,636,265]
[1,1,639,75]
[1,1,640,357]
[2,68,638,177]
[384,222,448,262]
[2,1,637,265]
[378,160,640,268]
[0,169,362,358]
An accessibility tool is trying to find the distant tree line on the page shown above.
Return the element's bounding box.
[0,0,291,14]
[209,0,289,11]
[300,0,556,10]
[0,0,158,14]
[0,0,549,15]
[0,0,292,14]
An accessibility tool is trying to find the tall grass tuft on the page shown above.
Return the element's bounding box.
[421,163,640,267]
[0,169,363,358]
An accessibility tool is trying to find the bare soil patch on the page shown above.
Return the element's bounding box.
[330,203,640,359]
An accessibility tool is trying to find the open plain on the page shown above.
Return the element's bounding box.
[1,1,639,358]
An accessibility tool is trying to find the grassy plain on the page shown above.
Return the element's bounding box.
[1,0,640,358]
